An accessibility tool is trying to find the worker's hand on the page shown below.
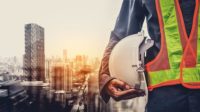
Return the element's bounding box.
[106,79,145,101]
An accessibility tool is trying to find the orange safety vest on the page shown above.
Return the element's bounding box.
[146,0,200,91]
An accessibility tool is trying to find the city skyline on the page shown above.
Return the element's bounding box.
[0,0,122,58]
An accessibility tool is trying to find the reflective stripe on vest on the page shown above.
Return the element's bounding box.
[146,0,200,91]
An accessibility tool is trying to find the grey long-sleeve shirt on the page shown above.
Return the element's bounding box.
[99,0,195,103]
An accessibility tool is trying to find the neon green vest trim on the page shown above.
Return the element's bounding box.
[149,69,180,85]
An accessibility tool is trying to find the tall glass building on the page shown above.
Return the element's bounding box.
[23,23,45,81]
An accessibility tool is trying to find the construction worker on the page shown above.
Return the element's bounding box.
[99,0,200,112]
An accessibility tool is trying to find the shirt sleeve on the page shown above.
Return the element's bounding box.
[99,0,145,103]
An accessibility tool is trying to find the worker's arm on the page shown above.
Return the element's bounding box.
[99,0,146,103]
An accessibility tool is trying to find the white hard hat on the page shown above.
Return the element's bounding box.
[109,32,146,88]
[109,32,154,111]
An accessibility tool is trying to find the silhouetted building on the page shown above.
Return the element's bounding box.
[0,73,28,112]
[50,64,73,90]
[64,65,73,92]
[23,23,45,81]
[51,66,64,90]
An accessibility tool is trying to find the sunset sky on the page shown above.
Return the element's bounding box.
[0,0,122,58]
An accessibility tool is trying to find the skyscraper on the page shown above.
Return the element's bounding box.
[23,23,45,81]
[64,64,73,91]
[51,66,64,90]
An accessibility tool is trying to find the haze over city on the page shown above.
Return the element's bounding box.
[0,0,122,58]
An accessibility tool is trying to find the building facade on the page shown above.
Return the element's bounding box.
[23,23,45,81]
